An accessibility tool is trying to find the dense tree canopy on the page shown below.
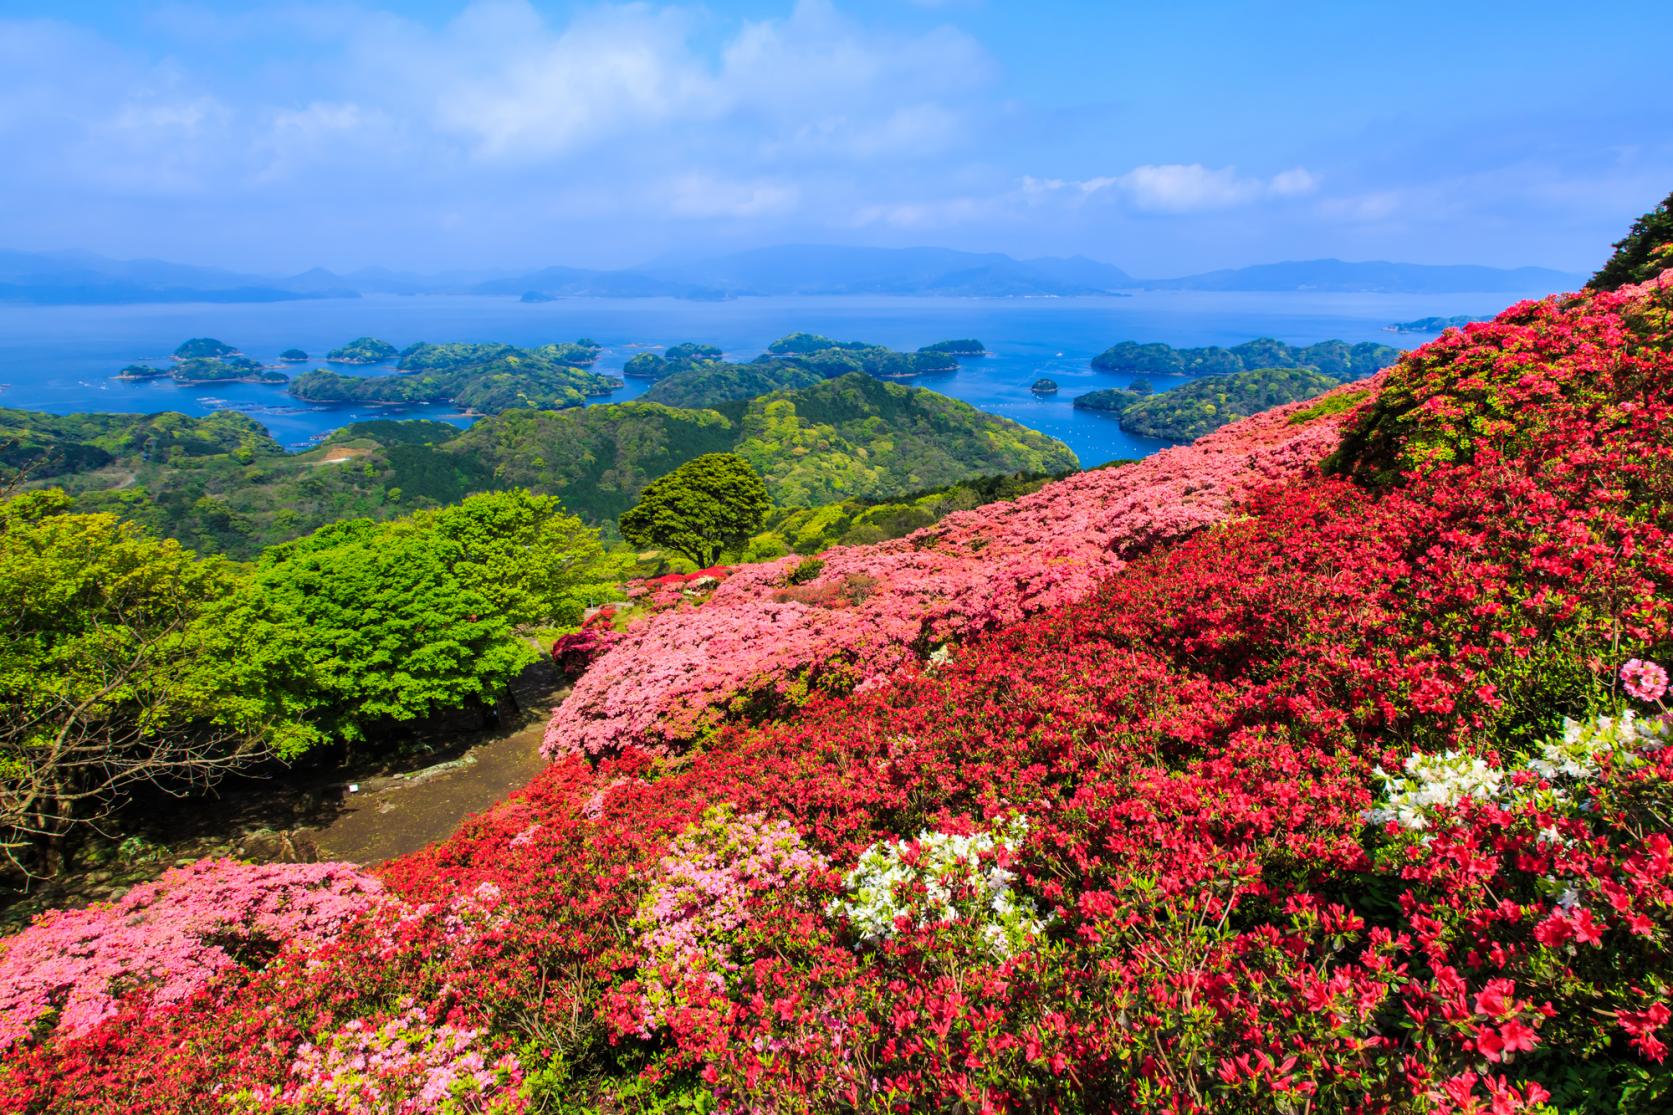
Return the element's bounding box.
[214,490,617,748]
[1591,189,1673,291]
[620,453,770,567]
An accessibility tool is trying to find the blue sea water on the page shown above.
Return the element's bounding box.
[0,290,1534,466]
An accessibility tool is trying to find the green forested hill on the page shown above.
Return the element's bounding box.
[640,361,824,407]
[4,373,1077,556]
[734,374,1076,505]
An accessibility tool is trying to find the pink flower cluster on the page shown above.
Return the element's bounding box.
[0,859,382,1051]
[1622,658,1669,703]
[624,806,827,1035]
[543,390,1364,757]
[238,1006,525,1114]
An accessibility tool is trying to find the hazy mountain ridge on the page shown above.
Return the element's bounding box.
[0,246,1584,304]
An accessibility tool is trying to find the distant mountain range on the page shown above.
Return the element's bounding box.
[0,246,1585,305]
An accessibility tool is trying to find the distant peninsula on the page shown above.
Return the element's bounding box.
[1385,315,1477,334]
[1091,337,1404,380]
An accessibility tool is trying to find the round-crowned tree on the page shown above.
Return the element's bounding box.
[620,453,770,568]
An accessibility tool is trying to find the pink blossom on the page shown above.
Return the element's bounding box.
[1621,658,1669,702]
[0,859,382,1051]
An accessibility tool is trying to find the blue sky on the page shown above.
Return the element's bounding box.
[2,0,1668,275]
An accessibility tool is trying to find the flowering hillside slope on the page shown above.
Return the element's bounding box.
[544,391,1362,757]
[6,272,1673,1113]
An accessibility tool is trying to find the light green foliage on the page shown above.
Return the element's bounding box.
[1117,367,1341,441]
[421,490,624,629]
[620,453,770,567]
[1288,388,1371,426]
[0,492,284,863]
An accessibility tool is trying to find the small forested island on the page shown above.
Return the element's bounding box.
[1031,378,1059,395]
[1072,386,1144,413]
[278,348,309,362]
[291,340,619,412]
[519,290,557,303]
[115,364,168,381]
[172,337,239,360]
[764,332,977,377]
[1074,366,1341,441]
[1091,336,1403,379]
[1385,314,1477,333]
[171,355,288,385]
[918,338,987,356]
[325,336,399,364]
[622,342,726,380]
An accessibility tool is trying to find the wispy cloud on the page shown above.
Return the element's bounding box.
[1024,164,1320,213]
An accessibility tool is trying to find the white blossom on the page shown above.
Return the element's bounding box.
[828,816,1049,957]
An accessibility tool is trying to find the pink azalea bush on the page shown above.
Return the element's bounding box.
[621,805,828,1036]
[543,390,1363,757]
[231,1006,526,1114]
[0,859,382,1050]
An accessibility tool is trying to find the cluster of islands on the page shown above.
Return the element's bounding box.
[0,327,1413,561]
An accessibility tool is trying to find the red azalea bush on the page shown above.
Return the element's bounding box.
[8,272,1673,1111]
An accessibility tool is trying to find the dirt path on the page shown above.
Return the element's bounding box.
[305,716,550,864]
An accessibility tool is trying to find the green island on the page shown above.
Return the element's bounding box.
[290,340,618,412]
[1091,336,1403,378]
[277,348,309,361]
[172,356,289,385]
[121,355,288,385]
[325,336,399,364]
[7,370,1075,558]
[1074,366,1341,441]
[1386,314,1477,334]
[918,338,987,356]
[1031,378,1059,395]
[622,342,727,381]
[173,337,239,360]
[764,332,968,377]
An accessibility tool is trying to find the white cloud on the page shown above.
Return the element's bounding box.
[1025,163,1319,213]
[666,173,800,218]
